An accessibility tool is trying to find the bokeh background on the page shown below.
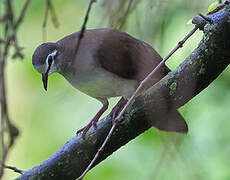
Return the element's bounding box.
[2,0,230,179]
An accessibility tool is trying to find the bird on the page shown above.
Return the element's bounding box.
[32,28,188,138]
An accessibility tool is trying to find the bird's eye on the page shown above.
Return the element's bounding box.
[48,56,53,66]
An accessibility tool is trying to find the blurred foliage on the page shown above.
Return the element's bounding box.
[1,0,230,179]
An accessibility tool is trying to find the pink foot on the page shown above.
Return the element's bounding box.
[76,121,94,139]
[110,97,127,120]
[76,98,108,139]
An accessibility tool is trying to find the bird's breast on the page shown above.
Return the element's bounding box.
[61,66,138,99]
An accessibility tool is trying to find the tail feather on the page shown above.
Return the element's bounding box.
[148,110,188,133]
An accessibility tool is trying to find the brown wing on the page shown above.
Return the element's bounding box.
[94,29,188,133]
[94,29,170,84]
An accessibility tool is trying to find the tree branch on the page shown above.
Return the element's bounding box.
[0,0,31,178]
[16,4,230,180]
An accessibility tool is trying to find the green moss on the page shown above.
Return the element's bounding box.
[224,5,230,12]
[204,34,210,41]
[209,48,214,55]
[49,172,55,177]
[57,161,63,166]
[123,114,131,127]
[83,151,91,161]
[199,62,206,75]
[169,82,177,96]
[28,176,38,180]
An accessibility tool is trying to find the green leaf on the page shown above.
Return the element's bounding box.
[208,1,219,13]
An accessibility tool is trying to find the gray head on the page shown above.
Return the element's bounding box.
[32,43,61,91]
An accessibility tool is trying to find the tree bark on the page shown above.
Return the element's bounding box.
[17,5,230,180]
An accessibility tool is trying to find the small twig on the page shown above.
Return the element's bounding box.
[12,36,24,59]
[4,165,24,174]
[106,0,137,29]
[6,0,14,26]
[42,0,49,41]
[14,0,31,30]
[42,0,59,41]
[0,37,11,179]
[48,0,59,28]
[118,0,133,29]
[73,0,96,60]
[77,124,116,180]
[42,0,59,28]
[78,25,198,180]
[198,13,213,23]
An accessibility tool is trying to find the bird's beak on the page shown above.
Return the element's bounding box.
[42,73,48,91]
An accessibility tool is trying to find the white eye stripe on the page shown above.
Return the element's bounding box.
[46,50,57,65]
[49,50,57,58]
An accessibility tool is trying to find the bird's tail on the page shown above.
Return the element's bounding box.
[147,109,188,133]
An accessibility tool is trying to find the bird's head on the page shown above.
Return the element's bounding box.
[32,43,60,91]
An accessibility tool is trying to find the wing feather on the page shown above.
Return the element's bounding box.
[94,29,170,85]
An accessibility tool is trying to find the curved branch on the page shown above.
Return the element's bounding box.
[16,5,230,180]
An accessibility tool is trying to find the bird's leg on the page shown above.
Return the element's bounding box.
[77,98,108,139]
[91,99,109,129]
[110,97,127,120]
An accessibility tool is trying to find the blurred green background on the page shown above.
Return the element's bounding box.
[2,0,230,179]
